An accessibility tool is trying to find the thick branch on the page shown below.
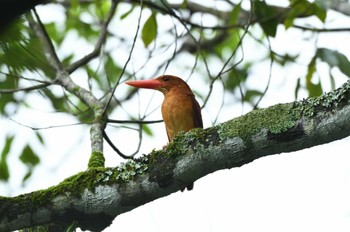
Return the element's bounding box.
[2,80,350,231]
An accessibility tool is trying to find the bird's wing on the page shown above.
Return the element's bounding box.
[191,96,203,129]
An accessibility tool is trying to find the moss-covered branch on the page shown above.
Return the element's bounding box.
[2,80,350,231]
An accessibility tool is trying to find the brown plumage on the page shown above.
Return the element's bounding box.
[125,75,203,191]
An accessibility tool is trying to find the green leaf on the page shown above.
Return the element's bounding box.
[294,77,301,100]
[0,74,17,115]
[35,132,45,145]
[0,21,54,78]
[243,90,263,103]
[316,48,350,77]
[0,160,9,182]
[0,18,26,44]
[20,145,40,184]
[254,1,278,37]
[306,56,322,97]
[42,88,67,113]
[120,6,135,20]
[284,0,327,28]
[273,53,298,66]
[142,124,153,136]
[45,22,65,45]
[95,0,111,20]
[313,1,327,22]
[104,55,121,84]
[228,2,241,25]
[61,54,75,67]
[152,0,170,13]
[65,4,99,41]
[142,12,158,48]
[329,70,336,90]
[22,170,33,183]
[0,136,14,181]
[224,68,248,92]
[180,0,188,9]
[20,145,40,166]
[213,30,240,59]
[66,221,78,232]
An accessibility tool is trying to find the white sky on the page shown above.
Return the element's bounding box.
[1,1,350,232]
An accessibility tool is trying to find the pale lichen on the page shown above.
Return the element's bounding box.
[294,80,350,118]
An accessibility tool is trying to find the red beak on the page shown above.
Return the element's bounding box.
[125,79,162,90]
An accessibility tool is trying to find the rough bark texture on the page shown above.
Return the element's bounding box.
[2,80,350,231]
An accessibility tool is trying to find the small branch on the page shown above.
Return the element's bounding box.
[102,131,136,159]
[0,72,53,93]
[9,118,86,130]
[0,83,50,94]
[293,24,350,32]
[170,2,230,18]
[107,119,163,124]
[66,1,117,73]
[27,9,63,71]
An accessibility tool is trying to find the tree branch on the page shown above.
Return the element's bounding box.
[27,9,63,71]
[107,118,163,124]
[293,24,350,32]
[0,83,50,93]
[3,79,350,231]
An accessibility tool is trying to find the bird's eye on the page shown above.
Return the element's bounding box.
[163,76,170,81]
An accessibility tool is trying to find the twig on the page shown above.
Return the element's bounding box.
[0,83,50,94]
[102,131,136,159]
[293,24,350,32]
[28,9,63,71]
[9,118,86,131]
[107,119,163,124]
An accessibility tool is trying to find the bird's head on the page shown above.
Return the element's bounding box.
[125,75,192,94]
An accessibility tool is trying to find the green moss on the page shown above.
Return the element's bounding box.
[218,103,298,142]
[217,80,350,143]
[1,168,113,222]
[88,151,105,168]
[72,85,80,93]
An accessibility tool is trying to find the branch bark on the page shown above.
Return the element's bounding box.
[2,80,350,231]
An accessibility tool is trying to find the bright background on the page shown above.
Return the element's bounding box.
[1,0,350,231]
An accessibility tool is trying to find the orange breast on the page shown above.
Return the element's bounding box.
[161,90,202,141]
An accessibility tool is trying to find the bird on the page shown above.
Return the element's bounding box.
[125,75,203,191]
